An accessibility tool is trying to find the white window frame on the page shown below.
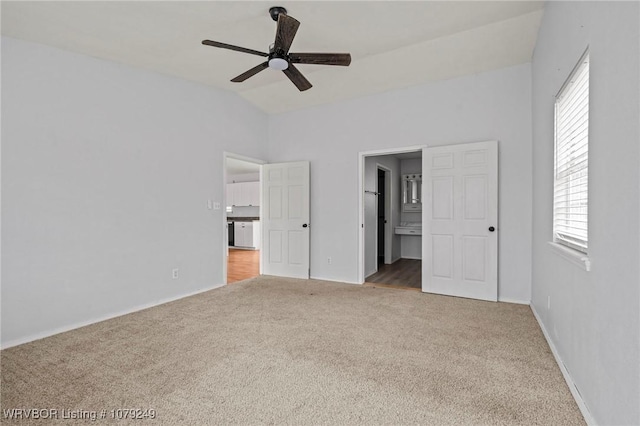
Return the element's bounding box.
[553,49,590,258]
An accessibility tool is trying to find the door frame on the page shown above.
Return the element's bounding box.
[357,145,426,284]
[222,151,266,285]
[376,164,392,266]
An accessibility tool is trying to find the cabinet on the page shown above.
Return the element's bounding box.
[226,182,260,207]
[233,221,261,249]
[239,182,260,206]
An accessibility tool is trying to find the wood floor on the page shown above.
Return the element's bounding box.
[227,249,260,283]
[228,250,420,290]
[365,258,422,290]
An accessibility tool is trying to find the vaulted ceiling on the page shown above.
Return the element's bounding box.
[2,1,545,114]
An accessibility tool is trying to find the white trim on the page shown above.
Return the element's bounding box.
[548,242,591,271]
[358,153,365,283]
[1,283,226,350]
[497,297,530,305]
[359,145,426,158]
[401,255,422,260]
[358,146,426,284]
[531,305,596,426]
[222,152,266,283]
[310,276,361,285]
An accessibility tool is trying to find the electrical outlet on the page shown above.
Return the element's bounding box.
[547,296,551,310]
[327,257,332,264]
[213,202,221,210]
[172,268,179,279]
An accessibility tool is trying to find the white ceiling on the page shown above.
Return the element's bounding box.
[1,1,545,114]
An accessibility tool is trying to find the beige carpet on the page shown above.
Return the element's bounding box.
[1,276,584,425]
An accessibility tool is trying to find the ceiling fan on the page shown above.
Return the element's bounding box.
[201,6,351,91]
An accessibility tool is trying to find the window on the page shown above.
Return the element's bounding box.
[553,50,589,253]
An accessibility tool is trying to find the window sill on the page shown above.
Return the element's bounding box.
[547,242,591,272]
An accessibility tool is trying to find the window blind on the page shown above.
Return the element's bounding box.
[554,52,589,253]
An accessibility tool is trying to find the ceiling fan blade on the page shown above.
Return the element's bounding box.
[231,62,269,82]
[274,14,300,54]
[202,40,268,57]
[289,53,352,66]
[283,63,312,91]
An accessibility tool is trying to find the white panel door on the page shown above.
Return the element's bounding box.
[262,161,310,279]
[422,141,498,301]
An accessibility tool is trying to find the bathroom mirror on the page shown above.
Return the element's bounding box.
[402,174,422,212]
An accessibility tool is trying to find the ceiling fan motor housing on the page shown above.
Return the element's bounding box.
[269,6,287,22]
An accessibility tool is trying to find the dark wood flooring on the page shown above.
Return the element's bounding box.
[365,258,422,290]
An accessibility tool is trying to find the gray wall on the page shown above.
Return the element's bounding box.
[531,2,640,424]
[269,63,533,302]
[1,37,268,347]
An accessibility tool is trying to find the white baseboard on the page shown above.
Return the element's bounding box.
[497,297,530,305]
[401,256,422,260]
[530,305,596,426]
[310,276,362,285]
[1,282,226,350]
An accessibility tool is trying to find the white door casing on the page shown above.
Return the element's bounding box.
[261,161,310,279]
[422,141,498,301]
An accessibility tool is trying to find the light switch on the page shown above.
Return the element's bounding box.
[207,200,213,210]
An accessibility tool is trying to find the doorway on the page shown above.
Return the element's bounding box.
[377,168,387,266]
[359,147,424,290]
[223,152,264,284]
[359,141,498,300]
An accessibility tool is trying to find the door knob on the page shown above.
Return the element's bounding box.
[488,226,495,232]
[302,224,308,228]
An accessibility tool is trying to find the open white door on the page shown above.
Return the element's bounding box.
[262,161,310,279]
[422,141,498,301]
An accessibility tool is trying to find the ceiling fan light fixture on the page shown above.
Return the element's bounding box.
[268,57,289,70]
